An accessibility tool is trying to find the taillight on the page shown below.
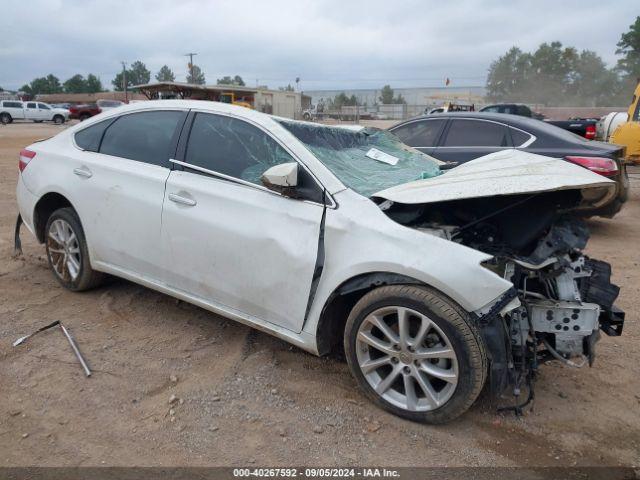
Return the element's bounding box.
[585,124,596,140]
[19,149,36,172]
[565,156,618,177]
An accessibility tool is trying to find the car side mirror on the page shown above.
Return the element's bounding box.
[261,162,299,196]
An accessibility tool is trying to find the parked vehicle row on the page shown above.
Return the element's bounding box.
[544,117,598,140]
[16,100,624,423]
[68,99,125,121]
[390,112,628,218]
[0,100,69,125]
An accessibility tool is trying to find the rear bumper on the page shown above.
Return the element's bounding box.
[16,174,38,237]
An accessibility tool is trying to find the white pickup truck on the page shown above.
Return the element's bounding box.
[0,100,69,125]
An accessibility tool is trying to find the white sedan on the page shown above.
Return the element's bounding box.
[15,100,624,423]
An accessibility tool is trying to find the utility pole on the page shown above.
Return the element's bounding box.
[185,52,197,83]
[121,61,128,103]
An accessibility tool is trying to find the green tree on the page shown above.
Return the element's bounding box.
[616,16,640,82]
[378,85,405,104]
[155,65,176,82]
[486,47,533,101]
[330,92,349,109]
[128,61,151,86]
[112,71,128,91]
[486,42,623,106]
[112,61,151,91]
[63,74,87,93]
[85,74,103,93]
[568,51,619,106]
[187,64,206,85]
[217,75,245,86]
[20,74,62,96]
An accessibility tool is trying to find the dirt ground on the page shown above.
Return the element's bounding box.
[0,121,638,468]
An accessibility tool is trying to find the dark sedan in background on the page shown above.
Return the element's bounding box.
[389,112,629,217]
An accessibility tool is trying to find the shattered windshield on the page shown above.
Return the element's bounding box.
[277,120,442,197]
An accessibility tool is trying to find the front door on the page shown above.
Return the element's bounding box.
[161,112,324,332]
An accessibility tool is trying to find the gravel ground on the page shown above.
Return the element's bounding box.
[0,122,638,467]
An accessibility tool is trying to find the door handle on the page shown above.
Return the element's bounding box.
[168,193,197,206]
[73,167,92,178]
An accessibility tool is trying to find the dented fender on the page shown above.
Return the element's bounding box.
[303,189,514,338]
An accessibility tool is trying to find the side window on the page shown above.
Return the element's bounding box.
[482,106,500,113]
[517,105,531,116]
[510,128,533,147]
[391,119,445,147]
[38,103,50,110]
[99,111,184,166]
[26,102,37,109]
[442,120,510,147]
[184,113,295,186]
[74,119,114,152]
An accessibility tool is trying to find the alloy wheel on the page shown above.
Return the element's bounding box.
[47,218,81,282]
[355,306,458,412]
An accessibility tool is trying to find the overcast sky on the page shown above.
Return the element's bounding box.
[0,0,637,91]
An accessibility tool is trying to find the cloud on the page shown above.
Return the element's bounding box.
[0,0,637,90]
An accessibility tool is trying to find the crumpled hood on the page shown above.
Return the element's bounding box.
[373,149,615,204]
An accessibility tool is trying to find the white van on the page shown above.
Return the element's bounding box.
[0,100,69,125]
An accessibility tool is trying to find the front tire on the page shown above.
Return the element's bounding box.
[45,208,104,291]
[344,285,487,424]
[0,113,11,125]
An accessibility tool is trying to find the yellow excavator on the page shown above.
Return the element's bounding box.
[219,92,253,109]
[610,81,640,165]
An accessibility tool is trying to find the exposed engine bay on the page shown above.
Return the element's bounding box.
[379,189,625,412]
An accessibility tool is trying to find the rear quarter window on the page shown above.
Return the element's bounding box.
[510,128,533,146]
[74,119,114,152]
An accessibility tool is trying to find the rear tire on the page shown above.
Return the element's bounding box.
[344,285,487,424]
[53,115,65,125]
[45,207,104,291]
[0,113,11,125]
[79,113,90,121]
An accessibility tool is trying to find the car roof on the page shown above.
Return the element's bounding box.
[396,111,548,129]
[481,103,528,107]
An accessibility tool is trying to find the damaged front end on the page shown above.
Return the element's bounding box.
[374,153,625,412]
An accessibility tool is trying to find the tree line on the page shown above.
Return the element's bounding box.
[326,85,406,109]
[16,60,251,96]
[486,17,640,106]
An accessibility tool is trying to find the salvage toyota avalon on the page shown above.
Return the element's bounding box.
[15,100,624,423]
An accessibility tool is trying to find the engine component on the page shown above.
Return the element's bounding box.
[527,299,600,357]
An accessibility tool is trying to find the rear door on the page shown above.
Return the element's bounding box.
[37,103,52,120]
[161,111,325,332]
[430,118,512,164]
[24,102,39,120]
[70,109,187,279]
